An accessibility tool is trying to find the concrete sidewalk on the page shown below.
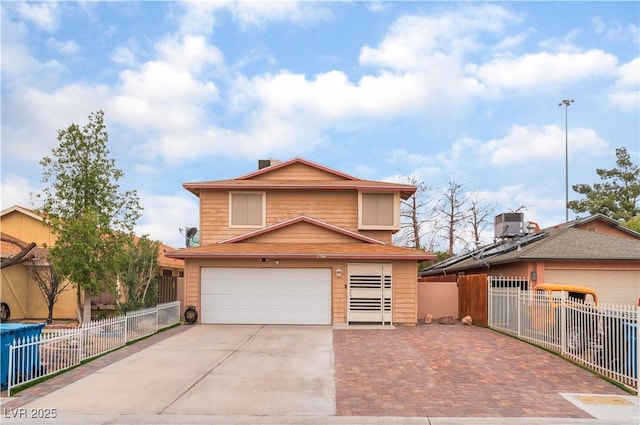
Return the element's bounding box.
[0,413,638,424]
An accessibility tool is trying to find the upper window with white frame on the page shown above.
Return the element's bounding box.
[229,192,265,228]
[358,192,399,230]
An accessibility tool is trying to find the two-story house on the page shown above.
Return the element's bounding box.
[167,158,434,325]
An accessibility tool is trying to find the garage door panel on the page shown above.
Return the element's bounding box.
[201,268,331,325]
[545,269,639,305]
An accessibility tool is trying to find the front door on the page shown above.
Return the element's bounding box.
[347,263,392,324]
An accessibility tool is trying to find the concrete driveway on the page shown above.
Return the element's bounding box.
[13,325,335,417]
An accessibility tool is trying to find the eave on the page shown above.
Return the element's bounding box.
[166,243,435,261]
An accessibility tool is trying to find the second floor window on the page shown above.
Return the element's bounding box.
[359,192,398,229]
[230,192,265,227]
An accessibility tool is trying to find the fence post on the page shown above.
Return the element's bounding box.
[487,279,491,327]
[154,305,159,333]
[78,325,84,362]
[560,291,567,356]
[516,291,521,338]
[8,340,15,396]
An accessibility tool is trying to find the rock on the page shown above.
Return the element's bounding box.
[424,313,433,324]
[462,315,472,325]
[438,316,455,325]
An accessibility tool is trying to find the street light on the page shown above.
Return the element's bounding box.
[558,99,574,222]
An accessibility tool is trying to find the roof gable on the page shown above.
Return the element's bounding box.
[182,157,417,199]
[220,216,384,245]
[236,157,358,181]
[0,205,44,222]
[568,213,640,239]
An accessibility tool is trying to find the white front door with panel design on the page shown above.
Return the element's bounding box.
[347,263,392,324]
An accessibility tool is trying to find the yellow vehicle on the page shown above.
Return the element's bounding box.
[530,283,599,352]
[532,283,598,306]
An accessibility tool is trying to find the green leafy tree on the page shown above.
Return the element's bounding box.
[568,147,640,221]
[34,110,141,321]
[117,236,161,312]
[624,215,640,233]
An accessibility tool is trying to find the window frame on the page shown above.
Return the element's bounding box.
[229,191,266,229]
[358,191,400,230]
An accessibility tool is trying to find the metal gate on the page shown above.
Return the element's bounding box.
[347,263,392,324]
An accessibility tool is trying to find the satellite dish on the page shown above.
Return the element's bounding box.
[186,227,197,239]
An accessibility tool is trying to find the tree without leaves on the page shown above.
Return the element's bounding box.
[28,250,73,324]
[568,147,640,221]
[432,176,471,256]
[467,193,497,250]
[398,175,431,249]
[34,110,142,322]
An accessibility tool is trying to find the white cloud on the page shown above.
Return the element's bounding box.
[0,174,38,210]
[15,1,59,32]
[46,37,79,55]
[177,1,331,35]
[608,58,640,112]
[592,16,640,44]
[2,84,112,164]
[471,50,618,93]
[111,45,137,66]
[229,1,332,29]
[479,124,608,166]
[1,12,43,82]
[359,5,520,71]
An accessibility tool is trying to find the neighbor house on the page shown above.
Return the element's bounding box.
[166,158,434,325]
[0,205,76,320]
[1,205,184,322]
[420,213,640,305]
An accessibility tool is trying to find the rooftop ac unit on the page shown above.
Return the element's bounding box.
[494,213,524,238]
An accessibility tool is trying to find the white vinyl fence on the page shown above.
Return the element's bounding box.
[6,301,180,396]
[489,285,638,392]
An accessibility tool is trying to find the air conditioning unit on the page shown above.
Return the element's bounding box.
[494,213,524,238]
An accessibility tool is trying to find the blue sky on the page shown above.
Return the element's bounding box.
[1,1,638,251]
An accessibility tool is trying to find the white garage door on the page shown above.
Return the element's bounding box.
[201,268,331,324]
[544,269,640,305]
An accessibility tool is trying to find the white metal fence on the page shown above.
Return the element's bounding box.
[489,285,638,392]
[6,301,180,396]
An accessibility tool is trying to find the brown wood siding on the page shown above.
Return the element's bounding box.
[183,258,348,324]
[243,222,363,244]
[266,190,358,231]
[199,191,230,245]
[458,274,488,326]
[359,230,392,244]
[392,261,419,325]
[252,163,346,181]
[199,189,378,244]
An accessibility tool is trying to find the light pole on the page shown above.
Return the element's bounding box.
[559,99,574,222]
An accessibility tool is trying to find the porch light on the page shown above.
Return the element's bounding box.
[335,268,343,278]
[530,270,538,282]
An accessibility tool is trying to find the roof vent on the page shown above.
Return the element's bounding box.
[494,213,524,238]
[258,159,281,169]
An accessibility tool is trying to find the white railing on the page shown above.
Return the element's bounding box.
[6,301,180,396]
[489,286,638,392]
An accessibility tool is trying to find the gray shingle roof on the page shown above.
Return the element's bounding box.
[420,215,640,276]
